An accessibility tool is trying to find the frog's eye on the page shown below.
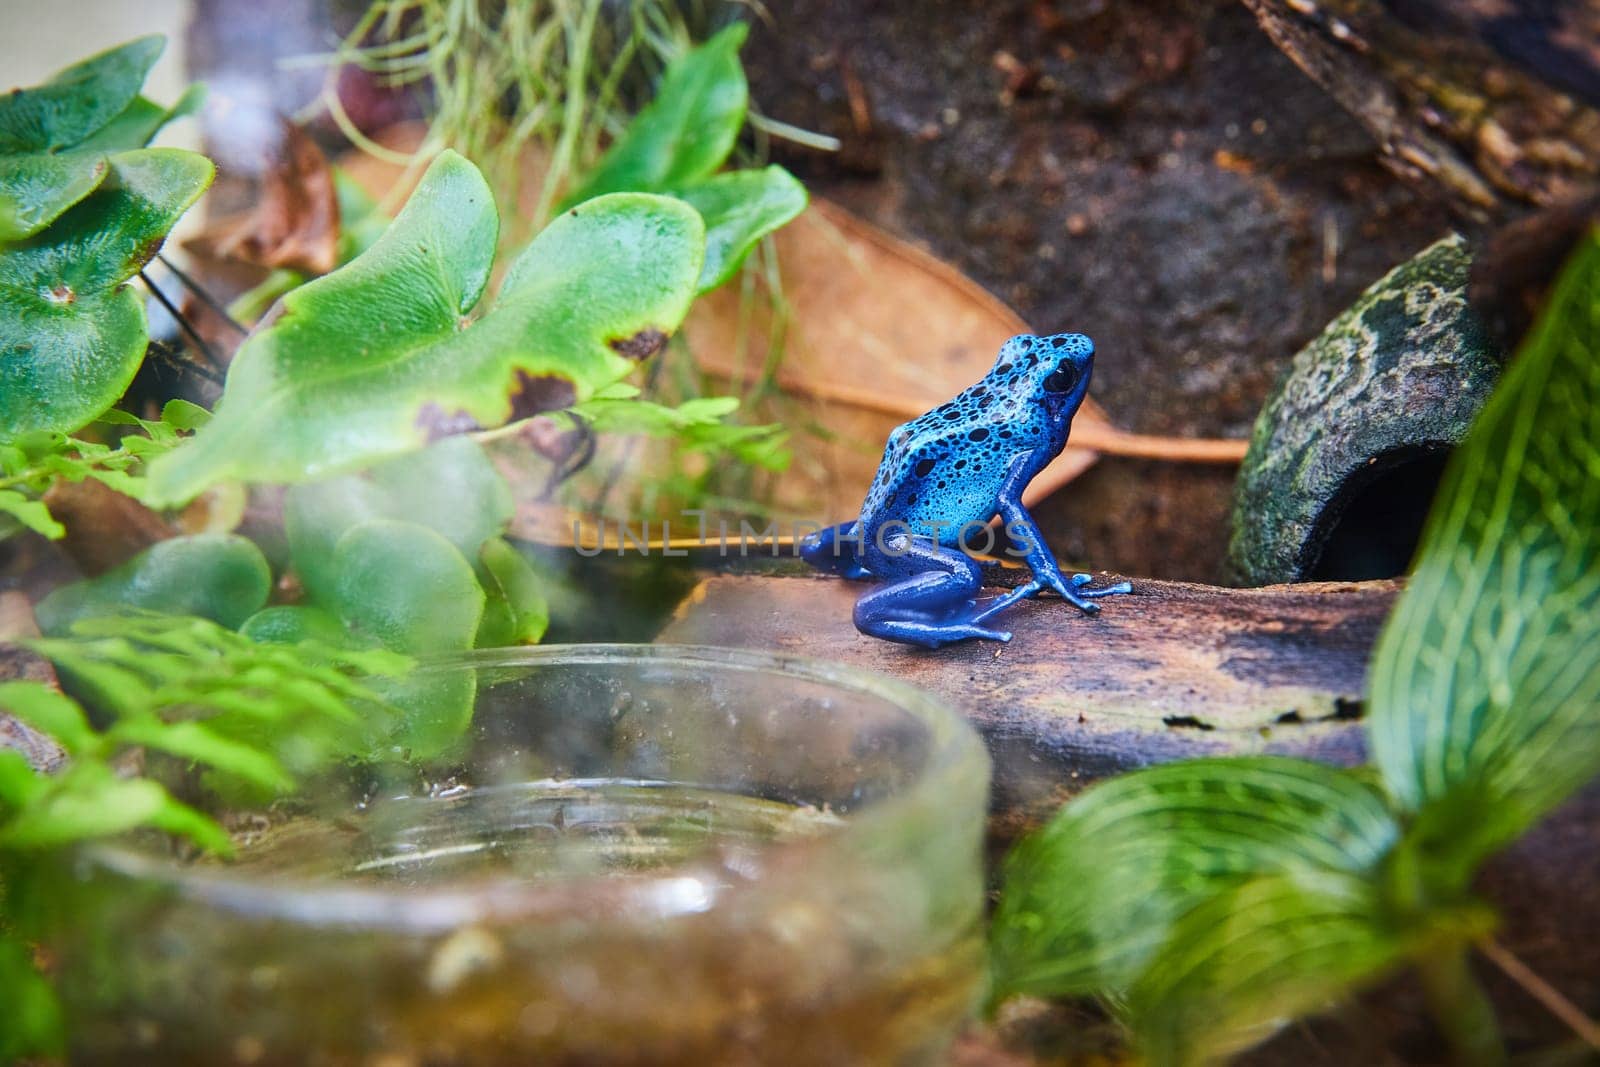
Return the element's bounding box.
[1043,365,1079,394]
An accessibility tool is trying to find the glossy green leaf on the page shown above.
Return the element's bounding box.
[284,436,513,604]
[0,36,163,153]
[1125,874,1420,1067]
[0,680,97,755]
[990,757,1400,1001]
[239,604,352,647]
[1368,231,1600,876]
[325,520,484,756]
[0,148,109,242]
[0,148,215,437]
[77,83,205,153]
[677,166,807,291]
[35,533,271,636]
[476,537,549,646]
[562,24,748,207]
[146,150,705,504]
[0,84,201,242]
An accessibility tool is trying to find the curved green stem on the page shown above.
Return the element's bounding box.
[1417,944,1505,1067]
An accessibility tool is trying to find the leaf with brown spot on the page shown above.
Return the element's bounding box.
[145,151,704,504]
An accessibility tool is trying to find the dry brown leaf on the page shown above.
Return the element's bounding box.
[197,117,339,275]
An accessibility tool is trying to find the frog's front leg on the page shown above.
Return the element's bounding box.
[799,521,872,580]
[854,535,1012,648]
[994,457,1132,615]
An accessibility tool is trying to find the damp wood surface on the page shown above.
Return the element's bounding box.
[656,571,1395,832]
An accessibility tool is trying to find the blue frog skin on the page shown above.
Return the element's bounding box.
[800,332,1132,648]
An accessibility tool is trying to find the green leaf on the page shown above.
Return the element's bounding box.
[331,520,484,656]
[326,520,484,757]
[145,150,705,504]
[0,930,64,1061]
[35,533,271,635]
[562,24,749,207]
[238,604,352,647]
[108,717,294,793]
[0,487,65,537]
[1124,874,1419,1067]
[0,148,215,437]
[677,165,807,292]
[0,759,223,850]
[77,83,205,153]
[0,148,110,242]
[572,394,790,470]
[284,436,513,604]
[0,681,96,755]
[0,36,163,153]
[0,84,201,242]
[990,757,1400,1002]
[476,537,549,646]
[1367,231,1600,877]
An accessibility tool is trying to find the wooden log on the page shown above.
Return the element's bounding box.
[657,572,1394,835]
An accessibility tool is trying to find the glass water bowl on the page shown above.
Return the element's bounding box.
[53,644,991,1066]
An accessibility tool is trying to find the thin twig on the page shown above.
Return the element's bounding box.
[138,272,225,382]
[155,253,248,337]
[1479,939,1600,1050]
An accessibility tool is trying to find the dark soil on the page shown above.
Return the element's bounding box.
[744,0,1463,581]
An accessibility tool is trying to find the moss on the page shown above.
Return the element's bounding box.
[1228,234,1502,585]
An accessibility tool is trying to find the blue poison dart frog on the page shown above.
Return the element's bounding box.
[800,332,1132,648]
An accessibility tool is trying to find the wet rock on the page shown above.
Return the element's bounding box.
[1228,233,1502,585]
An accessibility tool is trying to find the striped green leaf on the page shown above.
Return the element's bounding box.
[1368,231,1600,876]
[990,756,1400,1001]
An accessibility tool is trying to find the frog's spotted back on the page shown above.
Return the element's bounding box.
[858,333,1095,542]
[802,329,1128,647]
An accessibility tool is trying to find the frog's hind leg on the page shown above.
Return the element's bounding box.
[799,521,872,580]
[853,542,1010,648]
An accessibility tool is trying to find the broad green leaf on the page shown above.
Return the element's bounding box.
[0,930,64,1060]
[328,520,484,757]
[1124,874,1425,1067]
[0,85,201,241]
[677,165,807,292]
[239,604,352,647]
[0,148,110,242]
[0,148,215,437]
[77,83,205,153]
[476,537,549,646]
[562,24,749,207]
[145,150,705,504]
[331,520,483,655]
[35,533,271,635]
[0,681,96,755]
[284,436,513,604]
[0,36,163,153]
[990,757,1399,1001]
[1368,231,1600,877]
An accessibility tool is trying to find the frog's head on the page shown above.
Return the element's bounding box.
[995,332,1095,415]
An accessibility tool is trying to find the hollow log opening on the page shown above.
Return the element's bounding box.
[1306,446,1453,582]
